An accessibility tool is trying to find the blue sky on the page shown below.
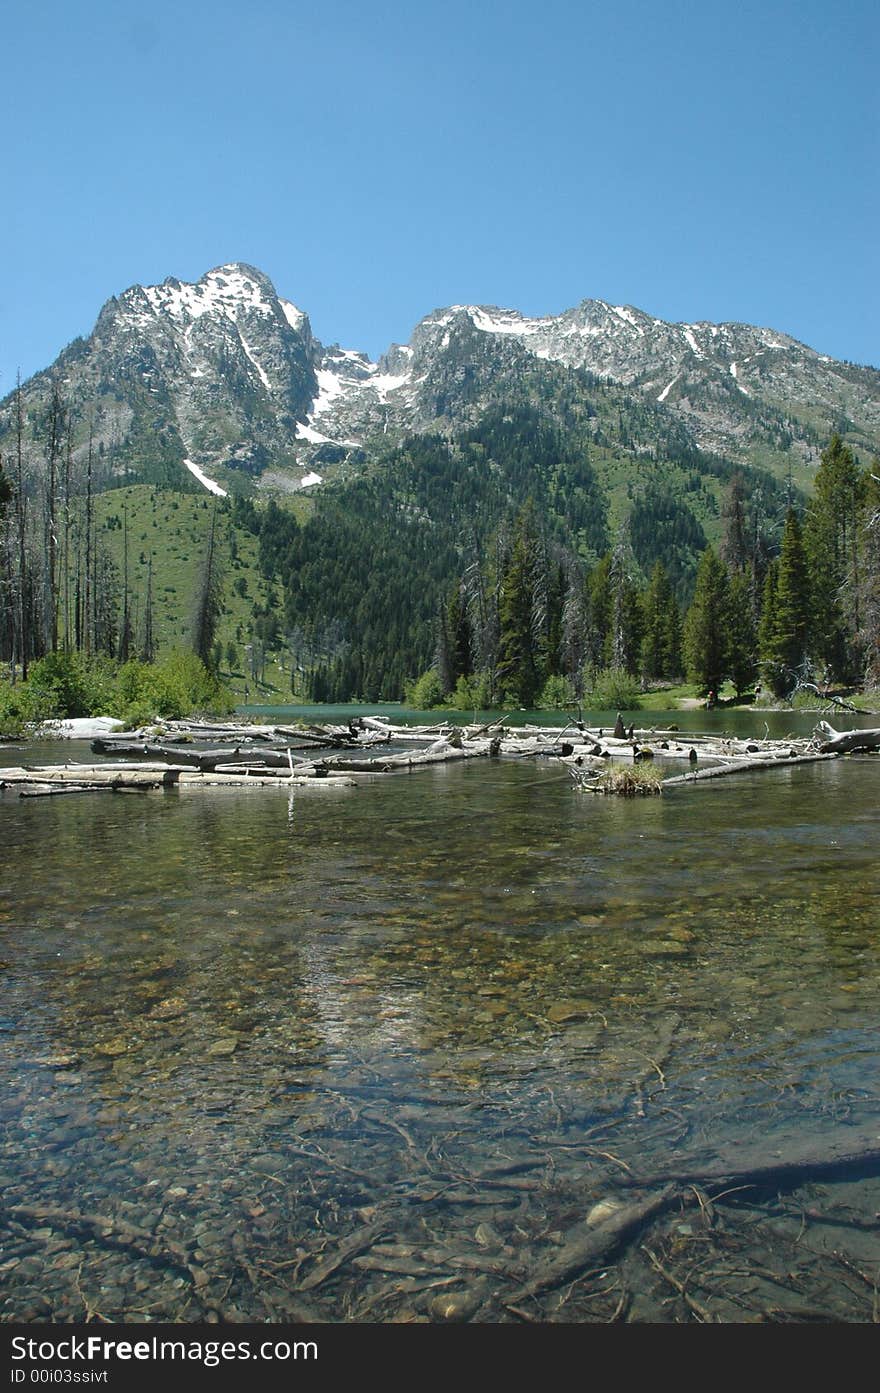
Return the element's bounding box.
[1,0,877,394]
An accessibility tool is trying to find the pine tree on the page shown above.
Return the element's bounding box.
[804,434,865,680]
[140,555,155,664]
[497,506,543,706]
[758,559,778,676]
[726,569,758,695]
[858,469,880,688]
[437,580,472,695]
[0,455,10,517]
[606,526,642,674]
[191,507,224,669]
[640,560,681,681]
[762,508,811,695]
[683,546,729,692]
[720,472,749,574]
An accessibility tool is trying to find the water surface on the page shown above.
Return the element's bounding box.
[1,724,878,1322]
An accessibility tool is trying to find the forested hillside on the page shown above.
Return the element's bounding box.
[2,261,878,712]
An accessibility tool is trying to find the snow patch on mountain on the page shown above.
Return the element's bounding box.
[683,328,703,357]
[239,334,270,389]
[143,265,274,326]
[184,458,228,497]
[611,306,644,335]
[280,299,307,332]
[469,307,544,337]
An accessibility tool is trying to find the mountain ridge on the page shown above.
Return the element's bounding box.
[2,261,878,498]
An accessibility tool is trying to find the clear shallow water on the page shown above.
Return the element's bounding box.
[1,728,879,1322]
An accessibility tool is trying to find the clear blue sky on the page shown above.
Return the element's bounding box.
[2,0,877,395]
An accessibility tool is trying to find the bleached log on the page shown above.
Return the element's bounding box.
[1,767,169,790]
[663,752,838,786]
[176,770,355,788]
[814,721,880,754]
[318,738,491,773]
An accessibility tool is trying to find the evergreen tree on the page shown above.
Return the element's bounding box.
[762,508,811,695]
[497,506,543,706]
[758,560,779,688]
[140,555,155,664]
[450,583,472,683]
[726,568,758,695]
[0,456,11,518]
[640,560,681,681]
[606,526,643,674]
[191,507,224,669]
[683,546,729,692]
[858,469,880,689]
[804,434,865,680]
[720,472,750,574]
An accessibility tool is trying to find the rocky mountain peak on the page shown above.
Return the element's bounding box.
[2,265,878,499]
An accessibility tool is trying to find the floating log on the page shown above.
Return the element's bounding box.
[317,737,491,773]
[663,752,839,786]
[19,783,117,798]
[1,766,173,790]
[814,721,880,754]
[176,770,356,789]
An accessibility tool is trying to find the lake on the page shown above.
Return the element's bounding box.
[1,707,879,1323]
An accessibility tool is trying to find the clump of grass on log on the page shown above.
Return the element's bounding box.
[583,763,663,796]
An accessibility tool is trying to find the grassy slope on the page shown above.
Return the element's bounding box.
[92,485,288,702]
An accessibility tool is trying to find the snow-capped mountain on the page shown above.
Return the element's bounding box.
[3,263,878,495]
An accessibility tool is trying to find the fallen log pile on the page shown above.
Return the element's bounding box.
[3,715,878,799]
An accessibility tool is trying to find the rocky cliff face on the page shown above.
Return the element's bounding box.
[3,263,878,495]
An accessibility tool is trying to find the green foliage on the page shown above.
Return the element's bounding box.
[445,672,493,711]
[726,569,759,695]
[629,486,705,600]
[537,673,577,709]
[129,652,235,719]
[0,652,233,732]
[683,546,729,692]
[640,561,682,681]
[804,434,865,681]
[25,652,117,718]
[582,665,642,711]
[497,505,544,707]
[760,509,811,694]
[0,681,51,735]
[404,668,445,709]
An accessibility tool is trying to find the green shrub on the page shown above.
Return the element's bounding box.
[0,682,30,737]
[582,665,642,711]
[137,651,235,719]
[26,652,94,718]
[404,668,445,709]
[0,651,234,731]
[537,674,576,710]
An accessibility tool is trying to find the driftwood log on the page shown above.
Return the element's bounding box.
[813,721,880,754]
[7,716,879,803]
[472,1116,880,1313]
[663,751,839,786]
